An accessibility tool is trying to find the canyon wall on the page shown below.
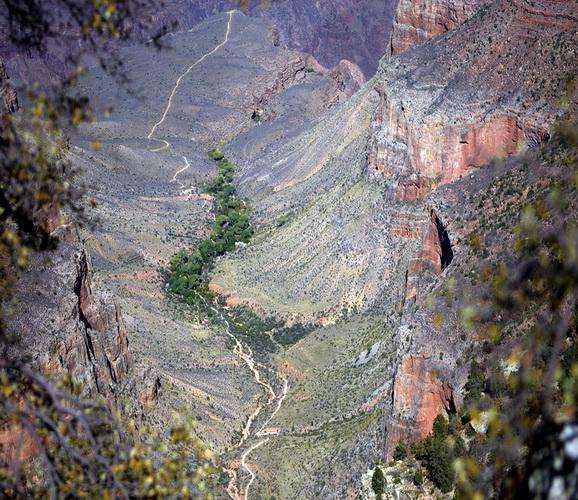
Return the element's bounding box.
[368,0,573,202]
[379,0,577,453]
[389,0,485,55]
[9,225,133,401]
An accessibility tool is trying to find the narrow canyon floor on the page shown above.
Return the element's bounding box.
[72,11,393,499]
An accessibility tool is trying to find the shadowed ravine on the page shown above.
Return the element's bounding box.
[143,10,289,499]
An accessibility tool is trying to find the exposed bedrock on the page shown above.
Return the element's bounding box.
[368,95,549,200]
[389,0,485,56]
[10,229,132,401]
[367,0,575,202]
[0,58,17,114]
[380,0,577,453]
[396,208,454,301]
[385,353,456,455]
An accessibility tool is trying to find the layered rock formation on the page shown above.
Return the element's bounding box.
[379,0,577,454]
[388,354,455,444]
[389,0,485,55]
[368,0,573,201]
[209,1,578,483]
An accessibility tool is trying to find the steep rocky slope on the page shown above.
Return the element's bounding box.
[219,0,576,325]
[0,58,17,114]
[9,226,133,401]
[0,0,396,85]
[204,0,577,495]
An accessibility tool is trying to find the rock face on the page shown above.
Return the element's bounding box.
[401,209,453,301]
[325,59,367,107]
[10,228,132,400]
[389,0,485,56]
[0,57,17,114]
[253,0,397,77]
[378,0,577,454]
[386,354,455,449]
[368,0,573,201]
[252,56,308,112]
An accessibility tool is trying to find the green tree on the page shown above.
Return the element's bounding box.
[429,438,454,493]
[413,467,424,486]
[371,465,386,499]
[432,414,449,440]
[463,360,485,407]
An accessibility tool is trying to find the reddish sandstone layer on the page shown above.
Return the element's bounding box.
[392,209,453,300]
[381,0,576,460]
[368,91,548,201]
[389,0,484,56]
[386,354,455,455]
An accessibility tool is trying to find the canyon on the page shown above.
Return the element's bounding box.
[0,0,396,85]
[3,0,578,498]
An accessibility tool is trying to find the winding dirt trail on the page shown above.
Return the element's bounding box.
[194,292,288,500]
[145,11,288,497]
[147,11,235,152]
[171,155,190,188]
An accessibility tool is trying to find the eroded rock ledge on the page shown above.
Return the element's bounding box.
[9,227,132,401]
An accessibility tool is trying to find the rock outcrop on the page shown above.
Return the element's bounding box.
[368,0,573,201]
[324,59,367,108]
[0,57,17,115]
[386,354,455,454]
[389,0,485,56]
[252,56,308,113]
[378,0,577,455]
[10,227,132,400]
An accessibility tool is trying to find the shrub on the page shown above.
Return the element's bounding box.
[429,438,454,493]
[463,360,485,408]
[209,149,225,161]
[393,442,408,461]
[432,415,449,440]
[412,414,456,493]
[413,467,424,486]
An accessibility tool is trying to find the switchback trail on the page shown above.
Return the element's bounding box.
[147,11,235,152]
[146,11,288,498]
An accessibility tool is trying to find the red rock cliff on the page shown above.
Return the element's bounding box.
[381,0,577,457]
[369,0,573,200]
[385,353,455,455]
[389,0,485,56]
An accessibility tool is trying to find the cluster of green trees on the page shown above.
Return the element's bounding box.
[169,151,253,303]
[409,415,464,493]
